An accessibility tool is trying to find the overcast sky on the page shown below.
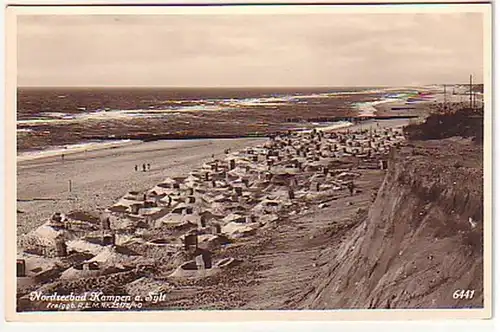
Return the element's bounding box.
[17,13,485,87]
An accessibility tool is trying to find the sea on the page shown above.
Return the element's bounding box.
[16,86,430,159]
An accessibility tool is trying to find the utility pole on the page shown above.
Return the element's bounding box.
[470,74,473,109]
[443,84,447,111]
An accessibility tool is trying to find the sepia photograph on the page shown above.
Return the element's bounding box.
[5,1,492,321]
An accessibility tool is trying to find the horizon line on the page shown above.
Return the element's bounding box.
[17,83,484,89]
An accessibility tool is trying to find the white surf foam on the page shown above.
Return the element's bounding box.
[354,98,403,117]
[17,139,138,162]
[17,128,33,133]
[299,121,354,133]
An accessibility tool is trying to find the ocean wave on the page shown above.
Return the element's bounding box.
[16,87,419,127]
[17,128,33,132]
[299,121,353,133]
[353,98,404,117]
[17,139,138,162]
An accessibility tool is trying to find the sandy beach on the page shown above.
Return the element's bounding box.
[16,138,266,237]
[16,118,409,238]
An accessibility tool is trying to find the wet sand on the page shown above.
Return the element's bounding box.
[16,138,265,237]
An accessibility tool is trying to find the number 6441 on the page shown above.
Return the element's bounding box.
[452,289,475,300]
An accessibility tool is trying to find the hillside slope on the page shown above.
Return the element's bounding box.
[299,138,484,309]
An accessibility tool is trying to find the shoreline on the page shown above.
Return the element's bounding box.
[16,137,267,237]
[17,116,416,166]
[16,137,267,167]
[17,88,439,157]
[17,114,421,163]
[16,118,409,238]
[17,139,142,163]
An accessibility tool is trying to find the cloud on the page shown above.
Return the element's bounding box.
[17,12,485,87]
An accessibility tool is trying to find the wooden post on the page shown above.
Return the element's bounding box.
[68,180,72,193]
[17,259,26,277]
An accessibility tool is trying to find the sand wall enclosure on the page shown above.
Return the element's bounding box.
[300,139,483,309]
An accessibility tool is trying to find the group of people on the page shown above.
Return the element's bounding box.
[135,163,151,172]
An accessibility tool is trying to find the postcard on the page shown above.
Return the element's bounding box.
[4,0,492,322]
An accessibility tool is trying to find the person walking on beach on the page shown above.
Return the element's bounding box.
[347,181,355,196]
[142,164,146,172]
[61,154,65,162]
[134,165,138,172]
[100,213,111,231]
[147,163,151,171]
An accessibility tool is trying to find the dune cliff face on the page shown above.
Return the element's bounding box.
[300,139,483,309]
